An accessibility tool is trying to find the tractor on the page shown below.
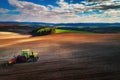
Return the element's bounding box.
[8,49,39,64]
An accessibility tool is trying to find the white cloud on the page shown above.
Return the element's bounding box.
[0,8,9,13]
[8,0,48,11]
[0,0,119,23]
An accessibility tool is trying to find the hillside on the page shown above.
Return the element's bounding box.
[0,24,120,35]
[0,32,120,80]
[0,24,38,34]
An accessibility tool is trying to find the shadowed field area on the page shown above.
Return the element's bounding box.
[0,32,120,80]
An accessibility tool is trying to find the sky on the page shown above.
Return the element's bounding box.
[0,0,120,23]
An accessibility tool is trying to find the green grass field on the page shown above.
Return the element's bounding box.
[55,29,95,34]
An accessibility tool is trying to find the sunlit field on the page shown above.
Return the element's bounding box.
[55,29,95,34]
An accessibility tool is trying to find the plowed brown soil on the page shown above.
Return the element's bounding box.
[0,33,120,80]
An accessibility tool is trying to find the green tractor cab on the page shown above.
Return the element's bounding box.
[9,49,39,64]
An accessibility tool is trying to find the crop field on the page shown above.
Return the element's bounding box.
[0,32,120,80]
[55,29,95,34]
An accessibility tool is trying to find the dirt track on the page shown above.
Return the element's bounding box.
[0,33,120,80]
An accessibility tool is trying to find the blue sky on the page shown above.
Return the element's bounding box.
[0,0,120,23]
